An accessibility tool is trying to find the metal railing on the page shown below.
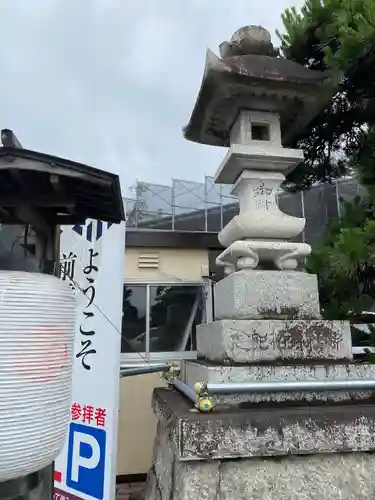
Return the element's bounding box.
[194,379,375,396]
[169,378,198,404]
[119,363,171,378]
[118,363,375,413]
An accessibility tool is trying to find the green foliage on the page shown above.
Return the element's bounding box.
[306,196,375,319]
[355,324,375,363]
[279,0,375,358]
[279,0,375,71]
[278,0,375,190]
[352,127,375,199]
[306,190,375,360]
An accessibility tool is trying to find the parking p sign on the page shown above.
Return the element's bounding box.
[66,423,106,500]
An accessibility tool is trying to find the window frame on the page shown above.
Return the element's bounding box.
[121,280,208,364]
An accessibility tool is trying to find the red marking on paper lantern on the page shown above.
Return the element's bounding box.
[14,325,69,382]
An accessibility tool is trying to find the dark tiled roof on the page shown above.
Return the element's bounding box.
[0,146,125,224]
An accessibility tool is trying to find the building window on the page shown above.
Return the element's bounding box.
[121,283,203,360]
[121,285,147,354]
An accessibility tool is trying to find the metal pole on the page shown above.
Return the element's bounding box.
[120,364,170,378]
[169,379,198,405]
[203,379,375,395]
[300,190,305,244]
[335,180,341,218]
[204,176,208,232]
[171,178,176,231]
[220,185,224,230]
[145,284,150,360]
[178,292,199,351]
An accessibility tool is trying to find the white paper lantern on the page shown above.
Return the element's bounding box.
[0,271,76,481]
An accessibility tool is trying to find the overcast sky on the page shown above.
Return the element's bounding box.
[0,0,305,195]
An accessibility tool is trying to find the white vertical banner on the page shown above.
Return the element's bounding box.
[54,219,125,500]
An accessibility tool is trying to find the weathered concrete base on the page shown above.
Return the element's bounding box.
[183,360,375,405]
[151,388,375,461]
[146,454,375,500]
[145,388,375,499]
[215,270,321,320]
[145,460,220,500]
[197,318,352,363]
[217,454,375,499]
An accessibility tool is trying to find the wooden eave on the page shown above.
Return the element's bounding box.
[0,147,125,234]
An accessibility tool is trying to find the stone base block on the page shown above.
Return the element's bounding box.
[147,454,375,500]
[182,360,375,405]
[218,454,375,500]
[215,270,320,320]
[152,388,375,461]
[146,390,375,499]
[146,453,375,500]
[197,319,352,363]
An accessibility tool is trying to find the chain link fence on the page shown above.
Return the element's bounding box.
[125,176,364,246]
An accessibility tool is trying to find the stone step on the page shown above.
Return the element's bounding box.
[197,319,352,363]
[182,360,375,406]
[152,387,375,461]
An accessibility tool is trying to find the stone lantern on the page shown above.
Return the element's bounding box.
[146,27,375,500]
[184,25,334,275]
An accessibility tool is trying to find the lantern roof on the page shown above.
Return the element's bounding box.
[183,25,338,147]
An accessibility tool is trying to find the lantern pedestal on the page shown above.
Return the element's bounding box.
[214,270,321,319]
